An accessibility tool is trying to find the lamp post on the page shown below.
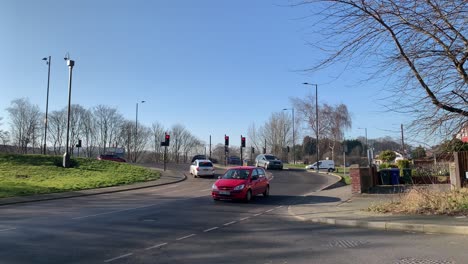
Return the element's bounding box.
[303,82,319,172]
[42,56,51,155]
[283,108,295,164]
[358,127,369,166]
[135,100,145,163]
[63,57,75,168]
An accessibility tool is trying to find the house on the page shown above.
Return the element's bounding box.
[455,123,468,143]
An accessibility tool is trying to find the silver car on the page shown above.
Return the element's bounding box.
[255,154,283,170]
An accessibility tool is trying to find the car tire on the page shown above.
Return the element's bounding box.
[263,185,269,197]
[244,190,252,203]
[328,168,332,172]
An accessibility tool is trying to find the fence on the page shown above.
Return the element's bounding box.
[454,151,468,187]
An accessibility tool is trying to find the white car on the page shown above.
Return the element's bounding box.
[305,160,335,172]
[190,159,215,177]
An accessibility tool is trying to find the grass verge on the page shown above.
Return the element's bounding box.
[0,154,160,198]
[367,188,468,216]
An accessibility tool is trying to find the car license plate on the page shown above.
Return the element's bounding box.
[219,191,230,195]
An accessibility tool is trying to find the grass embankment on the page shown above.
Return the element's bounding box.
[0,154,160,198]
[368,188,468,216]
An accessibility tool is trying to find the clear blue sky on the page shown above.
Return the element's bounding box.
[0,0,410,146]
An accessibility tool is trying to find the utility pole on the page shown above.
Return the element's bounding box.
[42,56,51,155]
[401,124,405,159]
[63,56,75,168]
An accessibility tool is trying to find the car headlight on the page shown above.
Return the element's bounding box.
[212,184,218,191]
[233,184,245,191]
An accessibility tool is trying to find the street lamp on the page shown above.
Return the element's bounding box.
[303,82,319,172]
[42,56,51,155]
[282,108,295,164]
[358,127,369,166]
[135,100,145,163]
[63,56,75,168]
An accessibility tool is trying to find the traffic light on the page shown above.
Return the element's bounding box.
[225,135,229,146]
[287,146,290,153]
[263,147,266,154]
[251,147,255,153]
[75,139,82,148]
[165,134,170,146]
[241,136,246,148]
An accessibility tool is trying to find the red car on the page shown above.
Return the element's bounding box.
[97,154,126,162]
[212,166,270,202]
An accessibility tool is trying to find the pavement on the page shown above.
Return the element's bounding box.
[288,181,468,235]
[2,166,467,236]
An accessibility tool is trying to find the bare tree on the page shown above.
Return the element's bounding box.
[260,112,291,158]
[118,119,150,163]
[0,117,10,150]
[151,122,166,162]
[81,109,98,158]
[6,98,42,154]
[93,105,123,154]
[321,103,352,161]
[48,110,66,154]
[294,0,467,139]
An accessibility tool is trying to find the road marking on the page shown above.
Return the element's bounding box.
[203,227,219,232]
[199,188,212,192]
[145,242,167,250]
[73,204,156,220]
[0,227,16,232]
[265,209,274,213]
[223,221,236,226]
[253,213,262,217]
[239,217,250,221]
[176,234,196,241]
[104,253,133,263]
[275,206,284,209]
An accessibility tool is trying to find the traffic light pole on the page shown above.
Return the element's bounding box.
[163,145,167,171]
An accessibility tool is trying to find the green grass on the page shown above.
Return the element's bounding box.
[331,166,351,185]
[285,163,307,169]
[0,154,160,198]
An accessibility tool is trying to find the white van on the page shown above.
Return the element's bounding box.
[305,160,335,172]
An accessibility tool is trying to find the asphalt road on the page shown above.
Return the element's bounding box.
[1,166,467,264]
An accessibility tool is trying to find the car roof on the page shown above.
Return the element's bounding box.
[196,159,212,163]
[227,166,258,170]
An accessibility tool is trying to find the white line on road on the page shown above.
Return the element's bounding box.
[0,227,16,232]
[275,205,284,209]
[73,204,156,220]
[239,217,250,221]
[223,221,236,226]
[253,213,262,217]
[176,234,196,241]
[145,243,168,250]
[203,227,219,232]
[265,209,274,213]
[104,253,133,263]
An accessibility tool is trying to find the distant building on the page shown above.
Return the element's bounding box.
[455,123,468,143]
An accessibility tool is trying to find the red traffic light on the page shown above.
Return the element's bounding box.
[225,135,229,146]
[165,135,170,140]
[241,136,246,148]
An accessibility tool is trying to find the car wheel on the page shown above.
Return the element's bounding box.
[245,190,252,203]
[263,185,269,197]
[328,168,332,172]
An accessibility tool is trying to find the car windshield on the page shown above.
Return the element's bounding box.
[222,169,250,180]
[199,162,212,167]
[265,155,277,160]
